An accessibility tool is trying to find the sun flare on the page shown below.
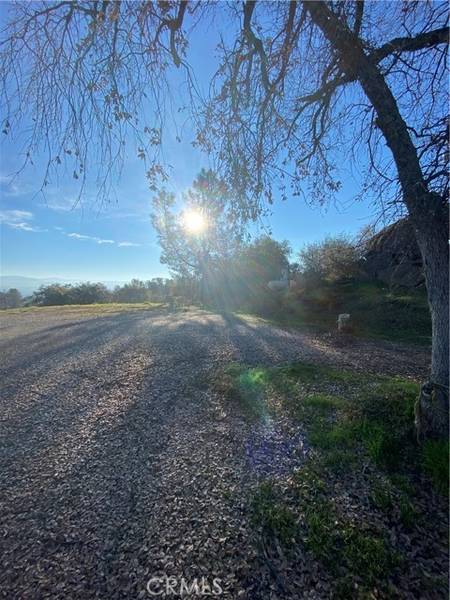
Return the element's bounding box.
[182,209,207,234]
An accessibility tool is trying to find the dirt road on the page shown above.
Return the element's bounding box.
[0,308,430,599]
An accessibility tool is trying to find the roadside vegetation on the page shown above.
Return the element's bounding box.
[248,280,431,346]
[216,361,448,597]
[2,231,431,347]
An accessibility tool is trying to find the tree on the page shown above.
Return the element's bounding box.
[229,236,291,314]
[70,282,111,304]
[32,284,72,306]
[1,2,448,437]
[152,169,244,303]
[299,236,361,284]
[113,279,150,303]
[0,288,22,309]
[32,282,110,305]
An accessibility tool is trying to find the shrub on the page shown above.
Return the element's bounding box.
[113,279,150,303]
[32,282,111,305]
[298,235,361,284]
[0,288,22,309]
[69,282,111,304]
[32,284,73,306]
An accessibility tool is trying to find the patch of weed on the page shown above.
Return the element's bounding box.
[215,364,269,420]
[303,393,344,412]
[423,439,449,496]
[304,500,337,563]
[303,496,398,588]
[341,526,400,585]
[320,448,357,473]
[251,481,298,546]
[369,478,419,529]
[360,422,403,470]
[388,473,414,496]
[292,463,327,496]
[277,362,369,386]
[370,481,394,511]
[398,496,419,529]
[309,420,360,451]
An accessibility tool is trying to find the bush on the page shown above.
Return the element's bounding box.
[32,284,73,306]
[69,282,111,304]
[298,235,361,284]
[113,279,150,303]
[32,282,110,305]
[0,288,22,309]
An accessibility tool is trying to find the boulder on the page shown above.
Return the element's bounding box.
[337,313,351,333]
[363,218,424,287]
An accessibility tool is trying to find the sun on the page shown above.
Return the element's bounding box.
[182,209,207,234]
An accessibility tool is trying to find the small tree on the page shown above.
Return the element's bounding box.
[0,288,22,309]
[70,282,110,304]
[201,235,291,313]
[299,236,361,284]
[152,170,244,303]
[113,280,150,303]
[32,284,72,306]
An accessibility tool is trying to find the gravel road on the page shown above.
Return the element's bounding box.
[0,307,430,599]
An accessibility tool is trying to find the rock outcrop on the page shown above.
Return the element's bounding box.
[363,218,424,287]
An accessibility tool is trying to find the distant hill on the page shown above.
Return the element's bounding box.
[0,276,126,296]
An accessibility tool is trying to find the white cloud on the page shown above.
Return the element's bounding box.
[0,209,33,222]
[9,222,40,232]
[60,228,142,248]
[67,232,92,240]
[66,232,139,247]
[42,197,82,212]
[0,209,44,232]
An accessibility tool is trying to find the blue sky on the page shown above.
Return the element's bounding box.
[0,3,377,282]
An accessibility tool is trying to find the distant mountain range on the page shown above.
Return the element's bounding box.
[0,276,127,297]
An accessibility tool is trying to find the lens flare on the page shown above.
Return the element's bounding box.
[182,209,207,234]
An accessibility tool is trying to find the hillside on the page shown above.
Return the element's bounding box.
[267,281,431,346]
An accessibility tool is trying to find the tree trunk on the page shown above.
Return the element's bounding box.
[412,198,449,439]
[307,2,449,438]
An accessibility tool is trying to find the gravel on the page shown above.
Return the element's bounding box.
[0,307,431,599]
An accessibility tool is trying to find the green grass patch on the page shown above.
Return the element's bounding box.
[250,481,298,546]
[215,364,269,420]
[218,360,447,496]
[369,478,419,529]
[229,358,446,596]
[398,496,419,529]
[423,440,449,496]
[304,499,337,561]
[340,526,400,586]
[277,361,369,386]
[302,495,399,589]
[309,419,359,450]
[303,393,344,411]
[370,480,395,511]
[319,448,357,472]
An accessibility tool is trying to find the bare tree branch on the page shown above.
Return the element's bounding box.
[371,26,449,63]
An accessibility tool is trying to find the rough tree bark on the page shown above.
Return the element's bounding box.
[307,1,449,439]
